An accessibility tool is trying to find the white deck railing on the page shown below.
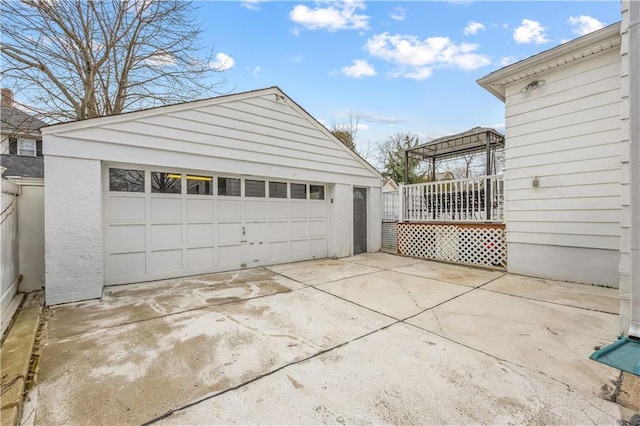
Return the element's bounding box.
[382,191,399,220]
[399,174,504,223]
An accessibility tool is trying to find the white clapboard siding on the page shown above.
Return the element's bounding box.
[503,47,621,251]
[44,88,379,187]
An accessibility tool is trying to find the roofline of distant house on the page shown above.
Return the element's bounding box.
[477,22,622,102]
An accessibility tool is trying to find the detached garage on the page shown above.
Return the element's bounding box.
[43,87,381,305]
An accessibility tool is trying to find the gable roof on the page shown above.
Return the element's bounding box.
[0,154,44,178]
[41,86,381,179]
[477,22,621,102]
[1,106,47,137]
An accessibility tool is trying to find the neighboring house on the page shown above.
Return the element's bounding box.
[478,0,639,337]
[435,171,455,181]
[42,86,382,305]
[382,177,398,192]
[0,89,47,335]
[1,88,45,158]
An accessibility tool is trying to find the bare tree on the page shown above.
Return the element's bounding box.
[330,112,360,152]
[1,0,227,122]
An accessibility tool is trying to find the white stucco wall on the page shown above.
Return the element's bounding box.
[368,186,382,252]
[328,183,354,258]
[1,178,19,314]
[17,182,45,292]
[45,156,103,305]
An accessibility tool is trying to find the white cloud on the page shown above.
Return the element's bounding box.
[365,32,490,79]
[336,122,369,132]
[513,19,549,44]
[240,0,263,11]
[289,0,369,32]
[500,56,518,66]
[390,7,406,21]
[290,55,304,63]
[245,65,261,77]
[402,67,433,81]
[464,21,485,35]
[145,51,177,67]
[341,59,376,78]
[568,15,604,36]
[210,52,235,71]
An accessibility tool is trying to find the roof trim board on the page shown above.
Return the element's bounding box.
[477,22,622,102]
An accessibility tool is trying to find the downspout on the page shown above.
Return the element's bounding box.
[628,1,640,338]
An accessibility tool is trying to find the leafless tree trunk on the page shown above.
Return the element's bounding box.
[1,0,227,122]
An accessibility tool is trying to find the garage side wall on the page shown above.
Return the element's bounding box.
[368,187,382,252]
[503,47,622,286]
[328,184,353,258]
[45,156,103,305]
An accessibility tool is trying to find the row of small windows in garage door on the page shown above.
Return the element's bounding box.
[108,168,325,200]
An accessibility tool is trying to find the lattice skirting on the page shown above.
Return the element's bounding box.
[397,222,506,268]
[382,220,398,249]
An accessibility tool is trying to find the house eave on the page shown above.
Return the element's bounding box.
[477,22,622,102]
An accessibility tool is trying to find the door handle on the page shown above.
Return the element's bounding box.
[242,226,245,235]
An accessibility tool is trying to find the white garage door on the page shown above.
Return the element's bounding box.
[103,165,328,285]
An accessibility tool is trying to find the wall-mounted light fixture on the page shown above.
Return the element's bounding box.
[521,79,546,94]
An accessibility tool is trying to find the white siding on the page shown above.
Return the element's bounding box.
[504,48,622,286]
[44,91,379,187]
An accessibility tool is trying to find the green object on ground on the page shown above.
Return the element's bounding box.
[590,336,640,376]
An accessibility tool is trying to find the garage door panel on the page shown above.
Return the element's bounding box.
[311,238,327,258]
[245,200,267,220]
[151,224,182,249]
[218,199,242,220]
[309,203,327,218]
[309,220,327,238]
[186,198,215,220]
[246,242,267,264]
[269,241,289,261]
[218,222,242,245]
[150,249,183,274]
[187,223,215,246]
[290,240,310,259]
[245,222,267,241]
[107,196,145,222]
[268,201,288,219]
[268,221,289,240]
[106,252,146,279]
[187,247,215,269]
[290,202,308,219]
[151,198,182,221]
[106,224,145,252]
[290,221,308,238]
[105,166,331,284]
[218,245,242,268]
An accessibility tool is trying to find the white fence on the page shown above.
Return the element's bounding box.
[400,175,504,223]
[382,191,399,221]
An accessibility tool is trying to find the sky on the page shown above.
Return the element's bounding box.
[197,0,621,165]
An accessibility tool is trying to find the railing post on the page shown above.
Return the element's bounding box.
[399,183,405,222]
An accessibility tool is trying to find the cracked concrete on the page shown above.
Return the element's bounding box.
[20,253,634,425]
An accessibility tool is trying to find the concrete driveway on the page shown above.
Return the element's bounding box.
[23,253,629,424]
